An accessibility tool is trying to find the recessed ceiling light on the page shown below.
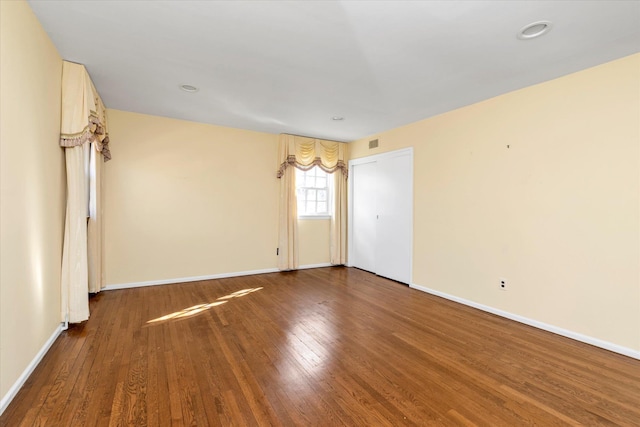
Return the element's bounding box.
[331,116,345,121]
[179,84,199,93]
[517,21,553,40]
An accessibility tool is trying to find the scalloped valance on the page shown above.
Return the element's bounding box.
[276,133,348,271]
[60,61,111,161]
[276,134,347,179]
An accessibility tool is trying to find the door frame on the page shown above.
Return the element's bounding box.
[347,147,414,283]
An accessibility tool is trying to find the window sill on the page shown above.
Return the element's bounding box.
[298,215,331,221]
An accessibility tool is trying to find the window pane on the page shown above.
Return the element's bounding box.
[295,166,332,217]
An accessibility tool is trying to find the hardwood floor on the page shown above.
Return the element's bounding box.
[2,267,639,426]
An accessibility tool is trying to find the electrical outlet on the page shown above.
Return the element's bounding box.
[499,278,507,291]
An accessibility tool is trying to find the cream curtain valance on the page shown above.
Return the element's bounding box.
[60,61,111,161]
[276,134,347,178]
[276,133,348,270]
[60,61,109,324]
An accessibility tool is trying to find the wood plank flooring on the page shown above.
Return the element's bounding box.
[2,267,639,426]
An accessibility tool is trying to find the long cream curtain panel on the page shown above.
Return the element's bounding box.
[60,61,110,323]
[276,134,348,270]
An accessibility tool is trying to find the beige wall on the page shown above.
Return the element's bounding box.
[0,0,65,399]
[104,110,284,284]
[350,54,640,352]
[298,219,331,266]
[105,110,333,285]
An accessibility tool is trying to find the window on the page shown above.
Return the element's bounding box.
[296,166,332,218]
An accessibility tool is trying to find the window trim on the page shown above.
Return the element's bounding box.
[298,213,332,220]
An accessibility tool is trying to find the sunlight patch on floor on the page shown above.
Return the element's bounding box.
[146,287,264,324]
[147,301,228,323]
[216,287,263,301]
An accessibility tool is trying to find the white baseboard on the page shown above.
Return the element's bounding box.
[103,268,281,291]
[409,283,640,360]
[103,264,334,291]
[298,263,332,270]
[0,323,64,416]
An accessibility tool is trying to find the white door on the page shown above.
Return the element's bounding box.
[350,161,377,273]
[375,150,412,284]
[349,148,413,284]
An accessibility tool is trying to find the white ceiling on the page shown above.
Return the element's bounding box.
[28,1,640,142]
